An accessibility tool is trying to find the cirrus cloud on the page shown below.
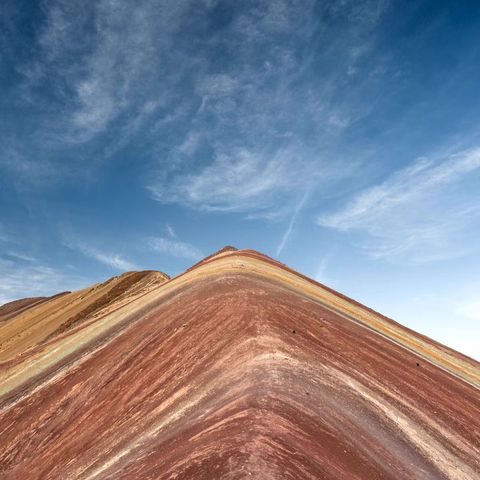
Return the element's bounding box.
[317,148,480,262]
[148,237,203,261]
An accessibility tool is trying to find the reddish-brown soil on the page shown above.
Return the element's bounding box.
[0,249,478,479]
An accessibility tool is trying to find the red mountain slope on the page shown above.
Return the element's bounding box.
[0,249,479,479]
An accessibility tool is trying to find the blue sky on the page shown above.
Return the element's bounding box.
[1,0,479,359]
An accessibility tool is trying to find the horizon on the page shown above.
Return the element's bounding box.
[1,0,479,360]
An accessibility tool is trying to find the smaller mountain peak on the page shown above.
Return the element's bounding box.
[185,246,238,272]
[217,245,238,254]
[199,245,238,263]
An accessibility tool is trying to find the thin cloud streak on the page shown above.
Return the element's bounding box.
[314,251,334,284]
[276,189,311,256]
[150,147,318,214]
[4,251,37,263]
[166,224,176,239]
[85,250,137,271]
[0,260,86,305]
[64,240,138,271]
[317,148,480,262]
[148,237,203,261]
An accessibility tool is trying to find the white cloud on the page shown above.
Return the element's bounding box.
[64,239,137,271]
[151,148,292,212]
[177,131,202,157]
[84,250,137,271]
[276,189,310,256]
[0,259,87,306]
[318,148,480,262]
[9,0,389,206]
[149,142,337,215]
[198,74,239,98]
[146,0,387,216]
[24,0,192,143]
[0,147,57,183]
[166,224,176,239]
[4,251,37,263]
[148,237,203,261]
[314,251,334,284]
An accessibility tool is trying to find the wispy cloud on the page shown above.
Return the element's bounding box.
[148,237,203,261]
[165,224,176,239]
[0,228,38,264]
[82,249,137,271]
[317,148,480,262]
[150,146,320,213]
[64,239,137,271]
[6,0,389,203]
[0,146,58,185]
[276,189,310,256]
[0,228,99,304]
[27,0,190,144]
[4,251,37,263]
[314,251,334,284]
[146,0,388,216]
[0,259,86,305]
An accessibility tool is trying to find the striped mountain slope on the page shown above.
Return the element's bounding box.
[0,249,479,479]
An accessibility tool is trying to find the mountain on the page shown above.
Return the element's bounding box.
[0,248,479,479]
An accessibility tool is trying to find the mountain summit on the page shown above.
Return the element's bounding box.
[0,249,479,479]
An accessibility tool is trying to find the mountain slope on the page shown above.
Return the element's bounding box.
[0,270,168,364]
[0,249,479,479]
